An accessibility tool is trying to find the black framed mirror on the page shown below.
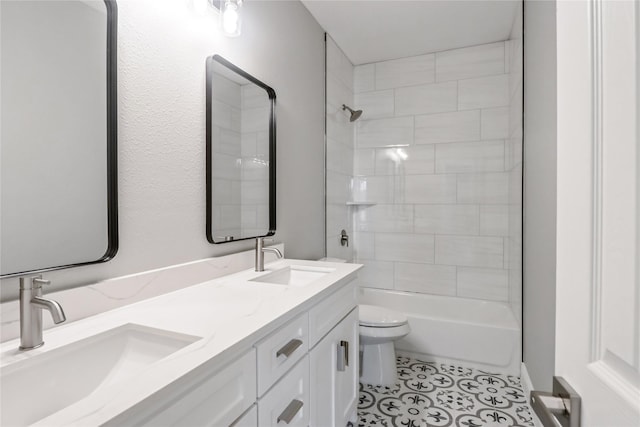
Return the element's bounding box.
[0,0,118,277]
[206,55,276,244]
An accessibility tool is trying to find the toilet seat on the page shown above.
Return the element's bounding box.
[359,304,408,328]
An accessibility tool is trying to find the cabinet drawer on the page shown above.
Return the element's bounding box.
[308,280,356,346]
[256,313,308,396]
[258,356,309,427]
[231,404,257,427]
[110,349,257,427]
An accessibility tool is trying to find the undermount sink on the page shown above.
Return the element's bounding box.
[1,323,200,426]
[250,265,335,286]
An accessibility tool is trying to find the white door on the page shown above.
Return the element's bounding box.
[556,0,640,426]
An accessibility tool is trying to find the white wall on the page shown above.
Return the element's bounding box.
[352,42,515,303]
[523,0,557,391]
[0,0,325,300]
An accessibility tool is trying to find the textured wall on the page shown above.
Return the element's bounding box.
[0,0,325,300]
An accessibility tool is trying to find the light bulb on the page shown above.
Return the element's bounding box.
[221,0,242,37]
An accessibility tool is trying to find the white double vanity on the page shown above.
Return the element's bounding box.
[0,259,362,427]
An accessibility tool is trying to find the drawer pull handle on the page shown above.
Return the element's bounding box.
[276,338,303,359]
[277,399,303,424]
[337,340,349,372]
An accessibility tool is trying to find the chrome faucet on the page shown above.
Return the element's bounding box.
[19,276,66,350]
[255,237,283,272]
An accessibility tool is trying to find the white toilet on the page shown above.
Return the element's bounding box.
[359,304,410,386]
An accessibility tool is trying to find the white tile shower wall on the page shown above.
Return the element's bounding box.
[353,41,519,302]
[326,36,355,261]
[507,4,524,326]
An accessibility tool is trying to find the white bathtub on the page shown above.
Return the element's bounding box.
[358,288,521,375]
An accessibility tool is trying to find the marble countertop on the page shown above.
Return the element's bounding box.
[0,258,361,426]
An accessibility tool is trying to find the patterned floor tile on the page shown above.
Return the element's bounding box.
[358,355,535,427]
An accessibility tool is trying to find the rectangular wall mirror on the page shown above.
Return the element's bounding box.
[0,0,118,277]
[206,55,276,244]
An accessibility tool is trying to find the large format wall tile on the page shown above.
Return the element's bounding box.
[352,175,395,203]
[326,72,354,111]
[435,140,505,173]
[326,203,350,239]
[457,266,509,301]
[326,171,351,204]
[457,172,509,204]
[326,137,354,175]
[354,148,376,176]
[414,204,480,235]
[480,106,509,140]
[435,235,504,268]
[355,90,395,119]
[375,233,434,263]
[435,42,505,82]
[354,232,375,259]
[414,110,481,144]
[326,37,354,91]
[326,103,353,146]
[357,116,414,148]
[354,64,375,93]
[357,259,394,289]
[326,35,355,262]
[356,204,414,233]
[395,82,457,116]
[458,74,509,110]
[401,174,457,204]
[375,145,435,176]
[351,39,521,306]
[375,54,435,90]
[479,205,509,236]
[394,262,456,295]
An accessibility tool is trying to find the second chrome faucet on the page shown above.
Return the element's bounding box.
[255,237,283,272]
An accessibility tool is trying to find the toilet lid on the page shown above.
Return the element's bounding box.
[359,304,408,327]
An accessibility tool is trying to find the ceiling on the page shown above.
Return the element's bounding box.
[300,0,520,65]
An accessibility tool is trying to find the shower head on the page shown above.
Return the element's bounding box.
[342,104,363,122]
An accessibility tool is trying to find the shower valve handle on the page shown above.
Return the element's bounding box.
[340,229,349,247]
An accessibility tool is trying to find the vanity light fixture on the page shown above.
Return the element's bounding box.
[210,0,243,37]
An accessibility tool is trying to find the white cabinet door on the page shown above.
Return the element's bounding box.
[333,308,359,426]
[556,0,640,425]
[309,308,358,427]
